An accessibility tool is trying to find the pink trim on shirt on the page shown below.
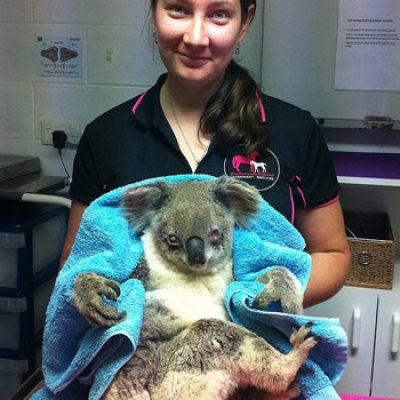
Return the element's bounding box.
[288,176,307,208]
[312,195,340,209]
[288,175,302,183]
[131,92,147,115]
[296,186,307,208]
[256,91,266,123]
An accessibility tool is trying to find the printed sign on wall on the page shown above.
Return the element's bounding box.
[36,36,82,78]
[335,0,400,91]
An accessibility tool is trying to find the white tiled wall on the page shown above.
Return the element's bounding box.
[0,0,264,177]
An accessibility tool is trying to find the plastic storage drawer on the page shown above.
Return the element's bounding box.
[0,203,67,294]
[0,347,41,400]
[0,275,56,352]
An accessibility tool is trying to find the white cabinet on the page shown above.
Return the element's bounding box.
[307,281,400,397]
[371,293,400,397]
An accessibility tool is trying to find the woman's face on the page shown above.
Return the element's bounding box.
[152,0,254,89]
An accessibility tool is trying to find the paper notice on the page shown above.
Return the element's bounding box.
[335,0,400,91]
[36,36,82,78]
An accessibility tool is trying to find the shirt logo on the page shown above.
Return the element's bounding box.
[224,145,280,191]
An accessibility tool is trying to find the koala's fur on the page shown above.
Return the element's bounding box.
[72,177,316,400]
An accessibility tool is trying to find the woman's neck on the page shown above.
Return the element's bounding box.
[160,75,216,172]
[161,75,223,115]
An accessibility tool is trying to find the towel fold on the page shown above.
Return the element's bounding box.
[31,174,347,400]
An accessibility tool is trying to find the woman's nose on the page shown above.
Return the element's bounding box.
[183,17,209,47]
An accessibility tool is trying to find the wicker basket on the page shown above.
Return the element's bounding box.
[344,211,396,290]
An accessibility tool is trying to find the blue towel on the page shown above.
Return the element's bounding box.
[31,174,347,400]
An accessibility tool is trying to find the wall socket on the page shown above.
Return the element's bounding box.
[41,120,82,146]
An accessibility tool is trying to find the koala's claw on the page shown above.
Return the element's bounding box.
[72,272,126,327]
[289,324,318,351]
[253,267,304,315]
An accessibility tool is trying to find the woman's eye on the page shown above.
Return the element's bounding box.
[211,10,230,23]
[169,6,186,16]
[213,11,227,20]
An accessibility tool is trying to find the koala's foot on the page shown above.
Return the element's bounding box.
[253,267,304,314]
[151,319,314,398]
[72,272,126,327]
[289,322,318,354]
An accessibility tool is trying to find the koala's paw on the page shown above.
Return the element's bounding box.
[72,272,126,327]
[252,267,304,315]
[290,322,318,352]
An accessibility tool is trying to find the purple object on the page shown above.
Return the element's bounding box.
[330,152,400,180]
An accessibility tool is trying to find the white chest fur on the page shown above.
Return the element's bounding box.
[141,232,232,324]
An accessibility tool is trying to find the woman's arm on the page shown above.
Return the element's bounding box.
[60,199,88,268]
[295,201,351,308]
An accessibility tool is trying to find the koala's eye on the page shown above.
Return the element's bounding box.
[210,229,222,242]
[167,234,181,247]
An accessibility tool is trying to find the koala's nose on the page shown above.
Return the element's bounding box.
[186,236,206,267]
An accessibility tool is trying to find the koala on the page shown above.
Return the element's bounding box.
[72,176,316,400]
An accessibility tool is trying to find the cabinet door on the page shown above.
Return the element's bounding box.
[307,287,378,396]
[371,293,400,398]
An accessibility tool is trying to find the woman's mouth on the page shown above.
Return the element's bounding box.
[179,54,210,68]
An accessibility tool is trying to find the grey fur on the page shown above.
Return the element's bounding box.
[72,177,315,400]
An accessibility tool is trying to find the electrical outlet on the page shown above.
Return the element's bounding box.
[41,120,82,146]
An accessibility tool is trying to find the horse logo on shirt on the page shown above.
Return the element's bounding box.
[232,152,261,173]
[224,146,280,192]
[250,160,267,173]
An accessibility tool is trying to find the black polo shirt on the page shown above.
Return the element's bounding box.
[70,74,339,223]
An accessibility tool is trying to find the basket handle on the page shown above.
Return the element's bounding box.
[358,250,371,266]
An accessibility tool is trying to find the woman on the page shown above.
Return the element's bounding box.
[60,1,350,398]
[63,0,350,322]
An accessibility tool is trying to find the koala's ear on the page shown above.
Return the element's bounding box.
[122,182,170,232]
[212,176,260,227]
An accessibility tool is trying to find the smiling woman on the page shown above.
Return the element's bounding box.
[60,0,351,397]
[152,0,251,88]
[150,0,264,173]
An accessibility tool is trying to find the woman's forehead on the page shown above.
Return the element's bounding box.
[153,0,244,7]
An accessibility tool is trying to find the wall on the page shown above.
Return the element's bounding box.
[0,0,264,176]
[261,0,400,122]
[1,1,399,244]
[261,0,400,244]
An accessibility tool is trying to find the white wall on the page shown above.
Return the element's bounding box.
[261,0,400,122]
[0,0,264,176]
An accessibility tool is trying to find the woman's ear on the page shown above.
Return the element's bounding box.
[238,4,256,43]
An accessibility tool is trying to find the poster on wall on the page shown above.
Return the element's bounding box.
[36,36,82,78]
[335,0,400,91]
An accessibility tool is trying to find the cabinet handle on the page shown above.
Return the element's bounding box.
[351,308,361,350]
[391,312,400,354]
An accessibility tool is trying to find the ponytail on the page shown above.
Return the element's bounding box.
[200,61,269,156]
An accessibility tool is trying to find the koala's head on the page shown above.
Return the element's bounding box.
[122,177,260,274]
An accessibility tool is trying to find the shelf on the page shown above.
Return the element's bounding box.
[331,152,400,187]
[338,176,400,187]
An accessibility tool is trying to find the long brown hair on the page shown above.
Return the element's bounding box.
[150,0,268,155]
